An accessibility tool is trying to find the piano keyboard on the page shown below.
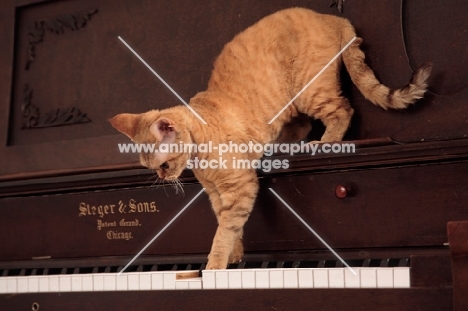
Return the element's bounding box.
[0,267,410,293]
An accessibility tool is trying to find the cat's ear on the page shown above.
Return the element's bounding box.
[149,117,177,143]
[108,113,141,141]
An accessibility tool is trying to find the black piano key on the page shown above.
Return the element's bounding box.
[399,258,409,267]
[362,259,371,267]
[380,259,390,267]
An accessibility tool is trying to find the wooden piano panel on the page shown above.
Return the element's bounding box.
[0,0,467,180]
[1,160,467,261]
[0,289,454,311]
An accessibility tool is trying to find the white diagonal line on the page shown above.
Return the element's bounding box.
[268,188,357,275]
[118,36,207,125]
[118,188,205,275]
[268,37,357,124]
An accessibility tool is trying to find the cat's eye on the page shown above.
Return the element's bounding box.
[160,162,169,169]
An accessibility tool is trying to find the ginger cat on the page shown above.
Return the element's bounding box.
[110,8,431,269]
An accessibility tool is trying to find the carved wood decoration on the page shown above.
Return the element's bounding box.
[21,9,97,129]
[25,9,98,70]
[22,84,90,129]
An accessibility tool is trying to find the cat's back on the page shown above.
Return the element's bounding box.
[208,8,349,95]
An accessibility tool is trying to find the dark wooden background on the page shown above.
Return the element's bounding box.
[0,0,467,180]
[0,0,467,266]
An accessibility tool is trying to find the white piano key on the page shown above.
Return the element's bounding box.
[269,269,284,289]
[71,275,82,291]
[116,274,128,290]
[59,275,72,292]
[93,274,104,291]
[298,269,313,288]
[377,268,394,288]
[38,276,49,292]
[128,273,139,290]
[82,275,93,291]
[227,270,242,289]
[6,277,17,293]
[360,269,377,288]
[175,280,189,289]
[0,267,412,293]
[255,269,270,289]
[17,277,29,293]
[103,274,116,291]
[329,269,345,288]
[28,276,39,293]
[151,272,163,290]
[344,268,361,288]
[393,267,410,288]
[163,272,176,290]
[283,269,298,288]
[49,276,59,292]
[241,270,255,289]
[0,278,6,294]
[202,270,215,289]
[188,278,203,290]
[215,270,228,289]
[139,273,151,290]
[313,269,329,288]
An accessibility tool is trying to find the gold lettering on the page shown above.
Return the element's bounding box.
[78,202,88,217]
[97,219,117,231]
[129,199,137,213]
[127,199,158,213]
[106,230,133,240]
[118,200,126,213]
[119,218,140,227]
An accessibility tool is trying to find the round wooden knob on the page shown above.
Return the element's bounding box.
[335,185,350,199]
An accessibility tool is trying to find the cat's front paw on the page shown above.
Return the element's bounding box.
[228,240,244,264]
[228,252,243,264]
[206,253,228,270]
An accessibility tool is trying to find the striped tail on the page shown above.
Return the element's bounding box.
[341,27,432,110]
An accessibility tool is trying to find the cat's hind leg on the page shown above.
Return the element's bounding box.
[309,97,354,143]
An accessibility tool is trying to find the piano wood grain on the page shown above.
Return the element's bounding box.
[0,288,453,311]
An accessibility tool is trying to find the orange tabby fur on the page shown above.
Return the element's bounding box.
[109,8,431,269]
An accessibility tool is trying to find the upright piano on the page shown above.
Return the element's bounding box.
[1,0,467,310]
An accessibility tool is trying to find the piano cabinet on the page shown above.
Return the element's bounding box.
[1,0,468,310]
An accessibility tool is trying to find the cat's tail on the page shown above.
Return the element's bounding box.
[340,29,432,110]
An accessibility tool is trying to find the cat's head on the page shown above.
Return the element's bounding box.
[109,109,192,180]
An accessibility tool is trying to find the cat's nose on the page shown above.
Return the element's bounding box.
[157,170,166,180]
[160,162,169,169]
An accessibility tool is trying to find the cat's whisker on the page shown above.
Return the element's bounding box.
[171,179,180,195]
[161,179,169,197]
[149,176,159,188]
[173,178,185,196]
